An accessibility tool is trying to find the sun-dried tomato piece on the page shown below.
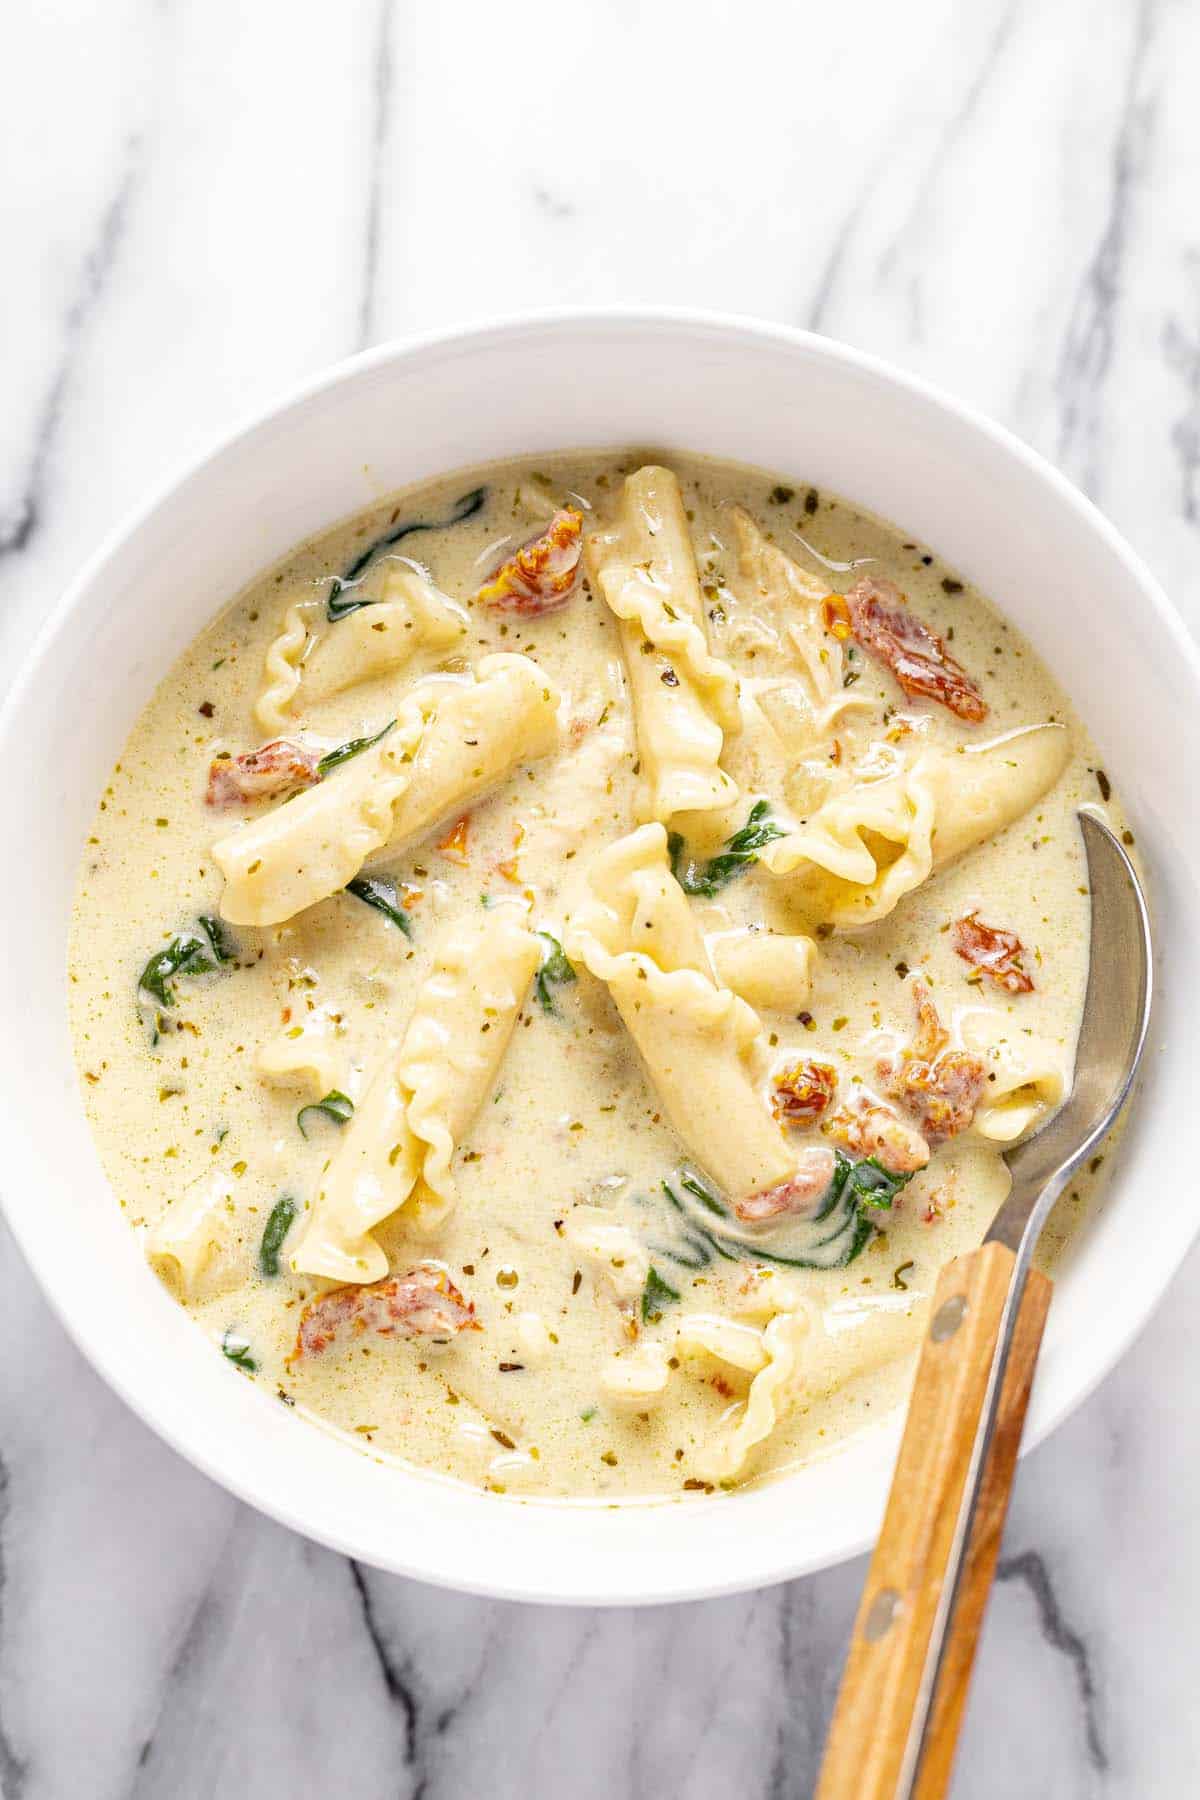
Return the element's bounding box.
[882,1050,988,1142]
[843,575,987,722]
[825,1099,931,1175]
[736,1145,837,1222]
[911,982,948,1062]
[952,912,1034,993]
[771,1059,837,1123]
[291,1263,480,1362]
[206,739,322,807]
[474,507,584,614]
[878,982,989,1141]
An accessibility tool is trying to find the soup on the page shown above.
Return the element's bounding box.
[68,451,1126,1500]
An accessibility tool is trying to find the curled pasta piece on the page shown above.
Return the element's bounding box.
[214,655,561,926]
[256,1011,344,1098]
[676,1313,770,1373]
[585,466,740,821]
[291,906,539,1283]
[302,568,468,710]
[760,724,1070,926]
[680,1302,813,1482]
[707,928,816,1011]
[363,653,561,873]
[254,567,468,732]
[145,1174,232,1298]
[566,824,798,1200]
[214,691,432,927]
[959,1013,1069,1142]
[255,601,317,735]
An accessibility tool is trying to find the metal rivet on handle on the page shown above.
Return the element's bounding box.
[863,1587,903,1642]
[931,1294,968,1342]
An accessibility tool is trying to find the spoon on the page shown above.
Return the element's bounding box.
[817,811,1152,1800]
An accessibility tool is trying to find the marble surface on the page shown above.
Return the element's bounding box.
[2,1,1198,1794]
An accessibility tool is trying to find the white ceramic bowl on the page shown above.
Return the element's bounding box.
[1,311,1195,1605]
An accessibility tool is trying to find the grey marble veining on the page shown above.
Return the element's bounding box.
[2,1,1198,1794]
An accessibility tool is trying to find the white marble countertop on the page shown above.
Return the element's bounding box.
[2,1,1198,1794]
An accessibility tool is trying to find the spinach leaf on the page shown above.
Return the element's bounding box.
[259,1195,298,1277]
[641,1266,681,1324]
[317,719,396,777]
[658,1151,915,1274]
[667,800,786,898]
[534,931,577,1016]
[345,875,412,937]
[138,931,213,1008]
[679,1170,727,1217]
[221,1329,258,1373]
[198,914,237,965]
[297,1090,354,1139]
[842,1156,910,1211]
[326,487,487,620]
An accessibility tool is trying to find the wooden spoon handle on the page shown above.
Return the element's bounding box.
[816,1240,1053,1800]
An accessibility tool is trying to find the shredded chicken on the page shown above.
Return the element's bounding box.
[291,1264,479,1361]
[952,912,1035,993]
[206,738,322,807]
[771,1059,837,1124]
[825,1099,931,1175]
[736,1145,837,1222]
[831,575,987,722]
[878,982,989,1141]
[474,507,584,614]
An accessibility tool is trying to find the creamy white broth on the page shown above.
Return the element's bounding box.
[68,450,1129,1501]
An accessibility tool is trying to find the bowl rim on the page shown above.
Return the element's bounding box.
[4,305,1198,1605]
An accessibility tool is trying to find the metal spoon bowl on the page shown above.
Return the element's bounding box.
[993,809,1153,1249]
[818,810,1153,1800]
